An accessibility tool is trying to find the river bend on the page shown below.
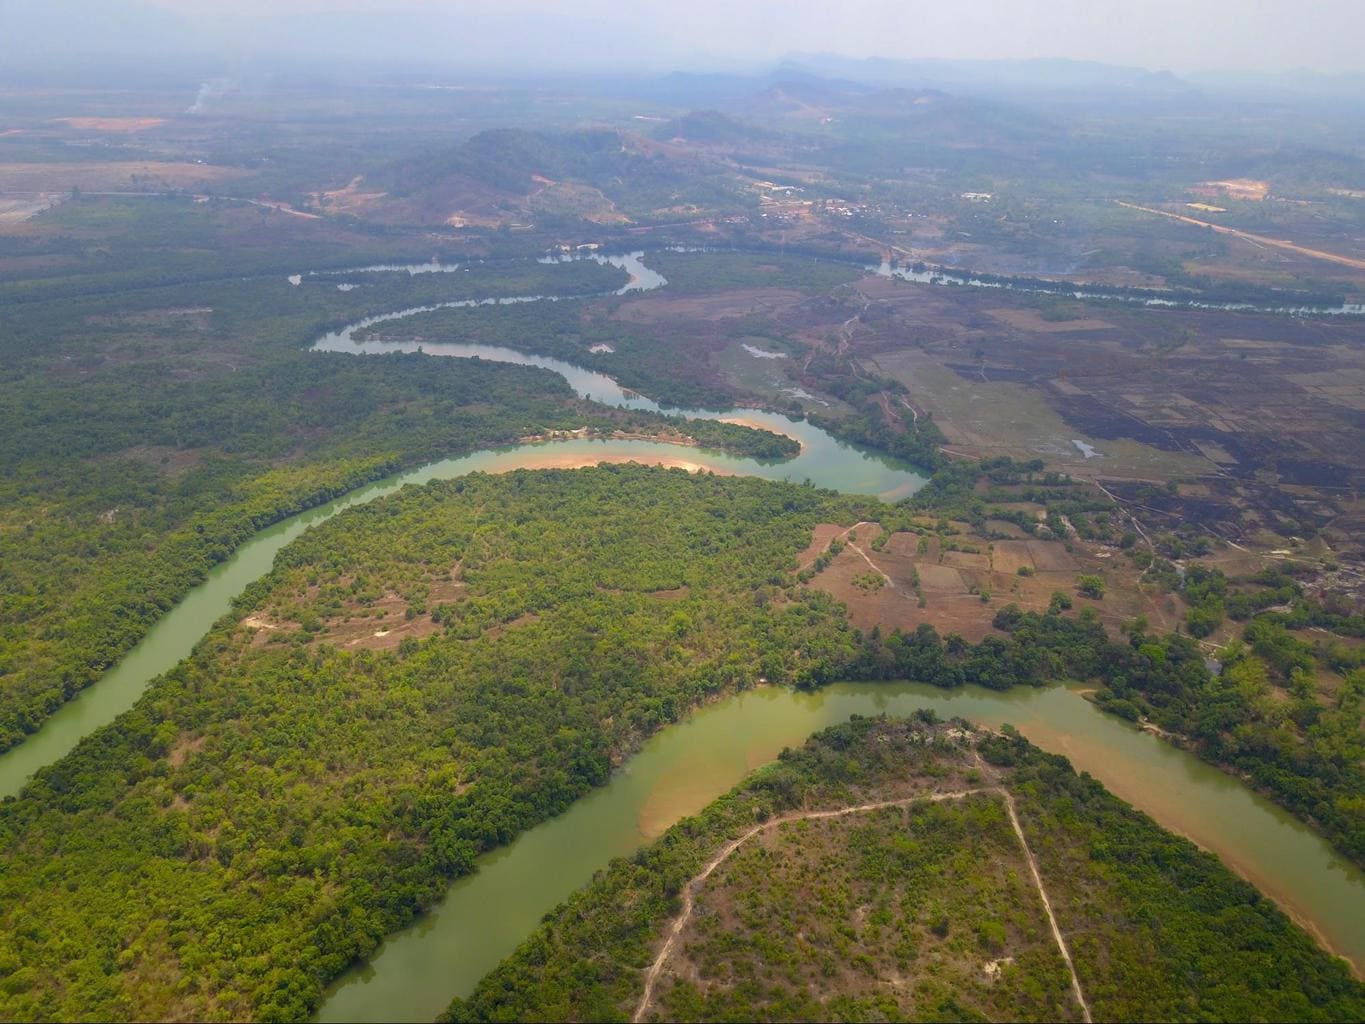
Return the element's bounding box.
[0,252,1359,1024]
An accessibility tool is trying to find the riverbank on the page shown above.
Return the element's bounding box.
[438,715,1365,1024]
[1,248,925,786]
[318,681,1365,1023]
[518,424,798,459]
[718,415,808,453]
[0,430,921,802]
[3,247,1359,1023]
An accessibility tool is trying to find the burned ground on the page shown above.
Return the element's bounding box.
[583,261,1365,570]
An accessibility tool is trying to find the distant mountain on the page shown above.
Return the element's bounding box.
[779,54,1199,107]
[365,125,733,228]
[375,128,643,197]
[654,110,769,145]
[729,77,1058,154]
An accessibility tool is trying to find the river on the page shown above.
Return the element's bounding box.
[306,249,1365,1016]
[0,254,923,798]
[317,681,1365,1022]
[0,251,1361,1022]
[0,433,920,801]
[871,260,1365,315]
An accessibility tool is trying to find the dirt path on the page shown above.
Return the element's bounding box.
[632,787,1091,1023]
[1116,201,1365,274]
[244,198,322,220]
[847,537,894,588]
[1091,479,1159,580]
[998,789,1093,1022]
[873,391,903,428]
[813,522,895,588]
[835,521,878,542]
[838,298,870,355]
[798,520,880,572]
[849,229,918,261]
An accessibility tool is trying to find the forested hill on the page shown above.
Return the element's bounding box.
[372,127,699,198]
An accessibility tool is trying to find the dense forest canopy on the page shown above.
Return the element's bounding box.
[0,468,867,1020]
[0,252,797,750]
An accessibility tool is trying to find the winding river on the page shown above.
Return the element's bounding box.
[0,251,1362,1022]
[318,683,1365,1023]
[871,260,1365,315]
[0,254,921,798]
[309,253,927,501]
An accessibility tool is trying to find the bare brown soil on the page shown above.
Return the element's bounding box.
[313,176,389,216]
[802,522,1183,641]
[795,523,848,568]
[166,734,206,768]
[113,445,205,478]
[1201,179,1270,201]
[53,117,166,133]
[244,575,468,652]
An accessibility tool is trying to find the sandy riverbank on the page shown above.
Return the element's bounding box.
[718,416,808,452]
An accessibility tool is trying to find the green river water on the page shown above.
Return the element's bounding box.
[0,252,1361,1022]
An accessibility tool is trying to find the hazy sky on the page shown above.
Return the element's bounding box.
[153,0,1365,73]
[10,0,1365,74]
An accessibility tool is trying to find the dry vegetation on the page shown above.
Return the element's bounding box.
[652,793,1083,1023]
[0,161,247,192]
[51,117,167,133]
[244,569,469,653]
[800,521,1181,642]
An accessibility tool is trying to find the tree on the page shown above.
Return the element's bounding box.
[1076,575,1105,600]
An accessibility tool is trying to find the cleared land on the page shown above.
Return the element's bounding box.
[800,521,1184,641]
[0,162,247,192]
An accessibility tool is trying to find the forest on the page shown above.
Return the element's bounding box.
[446,715,1365,1022]
[0,468,869,1021]
[0,69,1363,1022]
[0,245,796,750]
[4,461,1361,1020]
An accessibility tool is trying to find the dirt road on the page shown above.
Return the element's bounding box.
[632,787,1092,1023]
[1117,201,1365,273]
